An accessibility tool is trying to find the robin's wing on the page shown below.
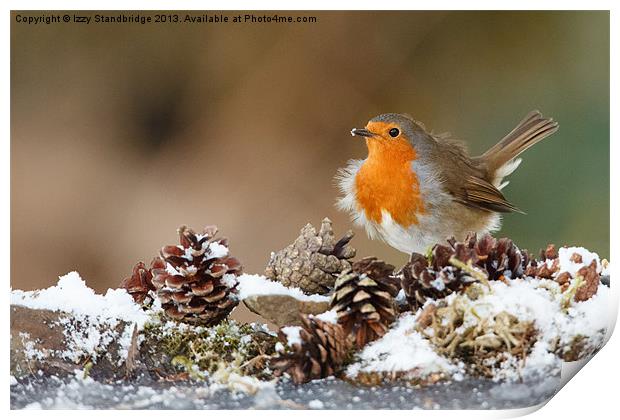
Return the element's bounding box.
[454,175,524,213]
[429,131,524,214]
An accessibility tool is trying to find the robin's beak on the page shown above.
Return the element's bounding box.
[350,128,375,138]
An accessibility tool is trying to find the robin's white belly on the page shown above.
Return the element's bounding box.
[353,204,500,254]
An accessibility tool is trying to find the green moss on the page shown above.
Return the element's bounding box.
[141,318,277,379]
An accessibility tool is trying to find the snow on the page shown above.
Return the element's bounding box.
[221,273,238,289]
[8,244,611,390]
[561,284,611,345]
[313,309,338,324]
[280,326,302,346]
[236,274,330,302]
[19,333,46,360]
[347,242,611,382]
[11,272,149,328]
[11,272,151,363]
[208,242,229,259]
[395,289,407,305]
[431,274,611,380]
[166,262,183,276]
[308,399,324,409]
[459,279,559,341]
[346,313,457,378]
[558,246,601,276]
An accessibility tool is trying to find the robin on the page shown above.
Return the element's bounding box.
[336,110,558,254]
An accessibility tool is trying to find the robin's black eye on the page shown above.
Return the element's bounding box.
[389,128,400,137]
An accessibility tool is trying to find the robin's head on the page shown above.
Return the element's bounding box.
[351,113,425,159]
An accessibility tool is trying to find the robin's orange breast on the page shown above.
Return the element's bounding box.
[354,142,425,227]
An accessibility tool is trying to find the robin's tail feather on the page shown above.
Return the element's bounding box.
[479,110,559,187]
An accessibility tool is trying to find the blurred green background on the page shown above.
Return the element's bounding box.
[11,11,609,319]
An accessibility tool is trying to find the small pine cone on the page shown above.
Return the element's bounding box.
[265,218,356,294]
[331,257,400,348]
[120,258,164,305]
[574,260,600,302]
[271,315,348,384]
[541,244,559,260]
[401,251,473,310]
[151,225,243,326]
[459,233,526,280]
[555,271,572,291]
[522,244,560,278]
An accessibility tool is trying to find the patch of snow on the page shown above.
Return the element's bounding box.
[558,246,601,276]
[521,341,561,379]
[221,273,238,289]
[166,263,182,276]
[182,247,194,261]
[431,278,446,291]
[237,274,330,302]
[11,272,148,327]
[313,309,338,324]
[208,242,229,259]
[19,332,46,360]
[346,313,457,378]
[461,279,560,343]
[395,289,407,305]
[308,399,324,409]
[252,383,283,408]
[450,274,611,380]
[280,326,302,346]
[560,284,611,346]
[11,272,152,364]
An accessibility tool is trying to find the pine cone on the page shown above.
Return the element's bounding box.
[120,258,164,305]
[525,244,560,279]
[265,218,356,294]
[574,260,600,302]
[331,257,399,348]
[151,225,243,326]
[271,315,348,384]
[457,233,527,280]
[401,249,474,310]
[402,233,534,311]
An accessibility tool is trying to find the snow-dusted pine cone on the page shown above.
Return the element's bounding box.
[331,257,400,348]
[462,233,527,280]
[120,258,164,305]
[401,233,532,310]
[574,260,600,302]
[271,315,348,384]
[524,244,561,279]
[401,250,474,310]
[151,225,243,326]
[265,218,356,294]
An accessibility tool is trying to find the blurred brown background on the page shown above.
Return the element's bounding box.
[11,11,609,323]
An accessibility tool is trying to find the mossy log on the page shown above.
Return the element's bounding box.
[10,305,277,382]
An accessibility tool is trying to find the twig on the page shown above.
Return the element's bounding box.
[448,256,490,289]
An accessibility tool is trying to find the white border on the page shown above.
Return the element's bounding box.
[3,1,617,418]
